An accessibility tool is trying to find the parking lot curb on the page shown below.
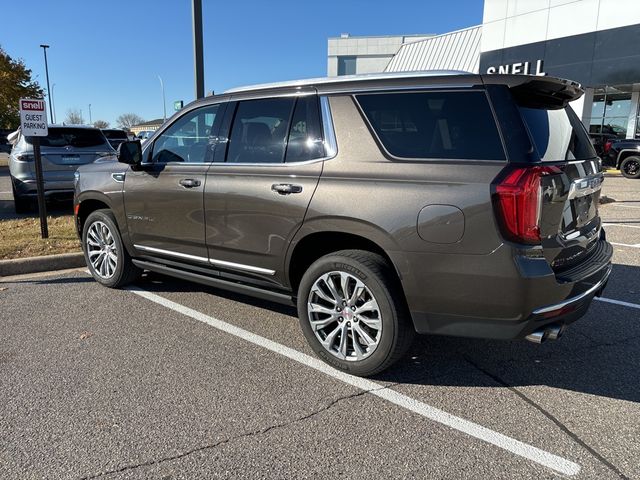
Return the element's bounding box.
[0,252,86,277]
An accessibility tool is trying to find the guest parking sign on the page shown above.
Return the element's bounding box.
[19,98,48,136]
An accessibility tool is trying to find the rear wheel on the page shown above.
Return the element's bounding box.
[83,209,141,288]
[620,156,640,179]
[297,250,414,377]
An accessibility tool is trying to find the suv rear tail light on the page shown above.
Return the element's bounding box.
[603,141,612,153]
[493,166,559,245]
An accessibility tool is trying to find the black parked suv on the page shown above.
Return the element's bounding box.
[598,137,640,178]
[74,72,612,376]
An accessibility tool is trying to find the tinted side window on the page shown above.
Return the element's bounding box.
[356,91,505,160]
[285,96,324,163]
[226,98,295,164]
[519,106,596,161]
[152,105,219,163]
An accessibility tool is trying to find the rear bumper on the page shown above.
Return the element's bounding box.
[12,177,74,198]
[400,238,613,340]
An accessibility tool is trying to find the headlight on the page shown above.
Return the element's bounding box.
[74,171,80,186]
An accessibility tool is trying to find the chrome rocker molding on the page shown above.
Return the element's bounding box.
[134,244,276,275]
[532,265,612,315]
[131,259,294,306]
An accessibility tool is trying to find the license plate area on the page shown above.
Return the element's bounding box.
[60,155,81,164]
[573,195,594,228]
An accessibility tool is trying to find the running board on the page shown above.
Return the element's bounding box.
[132,259,296,307]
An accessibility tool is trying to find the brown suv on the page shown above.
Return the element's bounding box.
[74,72,612,376]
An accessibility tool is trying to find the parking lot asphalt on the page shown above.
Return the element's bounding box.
[1,175,639,479]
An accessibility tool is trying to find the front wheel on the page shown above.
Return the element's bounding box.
[82,209,141,288]
[297,250,414,377]
[620,156,640,179]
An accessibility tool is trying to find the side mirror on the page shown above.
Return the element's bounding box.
[117,140,142,165]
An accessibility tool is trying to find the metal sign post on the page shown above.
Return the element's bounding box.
[19,98,49,238]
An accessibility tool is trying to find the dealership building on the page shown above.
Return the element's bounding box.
[327,0,640,139]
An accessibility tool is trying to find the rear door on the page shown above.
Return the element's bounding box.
[204,92,325,282]
[518,103,605,272]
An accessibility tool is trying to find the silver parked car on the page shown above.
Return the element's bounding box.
[9,125,114,212]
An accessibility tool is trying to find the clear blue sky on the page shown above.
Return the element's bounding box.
[1,0,483,127]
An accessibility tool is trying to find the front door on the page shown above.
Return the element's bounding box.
[204,94,325,282]
[124,103,224,263]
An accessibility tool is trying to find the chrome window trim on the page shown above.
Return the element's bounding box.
[320,95,338,159]
[134,244,209,263]
[133,244,275,275]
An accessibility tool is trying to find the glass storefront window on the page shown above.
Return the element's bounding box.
[589,85,632,138]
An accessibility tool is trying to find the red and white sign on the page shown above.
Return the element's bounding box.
[19,98,48,136]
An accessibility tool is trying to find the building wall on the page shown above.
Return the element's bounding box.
[482,0,640,53]
[385,26,482,73]
[481,0,640,136]
[327,34,432,76]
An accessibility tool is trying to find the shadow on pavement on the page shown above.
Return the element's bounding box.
[130,266,640,405]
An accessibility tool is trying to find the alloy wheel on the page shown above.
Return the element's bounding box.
[307,271,382,361]
[86,220,118,279]
[623,159,639,176]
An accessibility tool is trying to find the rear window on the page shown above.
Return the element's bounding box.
[102,129,128,140]
[356,91,505,161]
[519,106,596,161]
[27,128,108,148]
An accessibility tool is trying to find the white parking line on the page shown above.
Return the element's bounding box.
[610,242,640,248]
[131,287,581,477]
[602,223,640,229]
[596,297,640,310]
[610,204,640,209]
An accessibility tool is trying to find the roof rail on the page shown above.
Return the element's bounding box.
[223,70,473,94]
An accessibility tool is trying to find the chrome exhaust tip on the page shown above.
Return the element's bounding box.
[525,329,547,344]
[525,324,565,344]
[546,325,565,341]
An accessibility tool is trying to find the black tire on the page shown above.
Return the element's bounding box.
[620,156,640,179]
[82,209,141,288]
[297,249,415,377]
[11,181,31,214]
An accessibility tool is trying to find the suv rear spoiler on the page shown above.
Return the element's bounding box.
[482,74,584,109]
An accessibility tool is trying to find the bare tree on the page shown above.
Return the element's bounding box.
[65,108,84,125]
[93,119,109,129]
[116,113,144,130]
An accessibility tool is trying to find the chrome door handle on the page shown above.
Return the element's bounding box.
[179,178,201,188]
[271,183,303,195]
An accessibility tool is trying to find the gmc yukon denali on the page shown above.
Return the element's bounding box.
[74,72,612,376]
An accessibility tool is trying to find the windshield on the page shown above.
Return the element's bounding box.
[26,128,108,148]
[519,106,596,161]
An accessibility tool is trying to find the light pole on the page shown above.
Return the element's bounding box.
[39,44,54,124]
[158,75,166,121]
[192,0,204,99]
[51,83,57,123]
[88,104,92,124]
